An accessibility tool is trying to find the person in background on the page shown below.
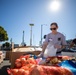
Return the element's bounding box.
[40,22,67,57]
[44,35,47,39]
[42,35,47,45]
[70,38,76,48]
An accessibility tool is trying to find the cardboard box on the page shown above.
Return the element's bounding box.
[6,51,11,59]
[9,46,42,68]
[10,51,41,68]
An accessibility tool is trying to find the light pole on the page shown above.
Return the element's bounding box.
[29,24,34,46]
[21,31,25,46]
[10,38,12,49]
[41,25,43,46]
[40,24,47,46]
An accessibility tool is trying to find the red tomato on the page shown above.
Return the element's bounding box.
[21,58,27,66]
[15,62,22,68]
[11,69,18,75]
[23,70,29,75]
[17,69,25,75]
[20,58,26,61]
[28,58,37,64]
[21,66,29,70]
[15,59,21,62]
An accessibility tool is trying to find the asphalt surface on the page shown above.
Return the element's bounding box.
[0,60,11,75]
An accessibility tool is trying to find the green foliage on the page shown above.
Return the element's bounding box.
[0,26,8,41]
[2,42,10,47]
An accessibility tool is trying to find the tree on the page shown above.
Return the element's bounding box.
[0,26,8,42]
[2,42,10,48]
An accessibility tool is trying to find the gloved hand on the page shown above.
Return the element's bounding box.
[37,52,44,58]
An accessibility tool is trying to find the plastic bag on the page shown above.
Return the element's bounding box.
[36,58,46,65]
[44,41,57,58]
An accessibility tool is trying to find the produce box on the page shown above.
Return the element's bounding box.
[6,51,11,59]
[10,47,41,68]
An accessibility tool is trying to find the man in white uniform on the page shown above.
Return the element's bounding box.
[40,22,67,57]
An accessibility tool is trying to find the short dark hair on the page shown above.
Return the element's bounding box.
[50,22,58,27]
[73,38,76,44]
[44,35,46,39]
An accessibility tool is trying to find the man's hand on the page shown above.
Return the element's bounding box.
[54,44,61,49]
[37,52,44,58]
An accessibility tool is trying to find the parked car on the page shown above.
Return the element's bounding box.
[70,46,76,52]
[62,45,76,52]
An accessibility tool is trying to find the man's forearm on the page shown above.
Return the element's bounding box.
[42,43,48,53]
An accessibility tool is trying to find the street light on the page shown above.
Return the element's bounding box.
[40,24,47,46]
[29,24,34,46]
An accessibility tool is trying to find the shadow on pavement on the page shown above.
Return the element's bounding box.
[0,65,10,75]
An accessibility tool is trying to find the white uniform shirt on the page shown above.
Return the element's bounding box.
[44,32,67,52]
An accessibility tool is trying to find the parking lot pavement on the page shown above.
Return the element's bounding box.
[0,60,11,75]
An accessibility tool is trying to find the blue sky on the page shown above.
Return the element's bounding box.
[0,0,76,46]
